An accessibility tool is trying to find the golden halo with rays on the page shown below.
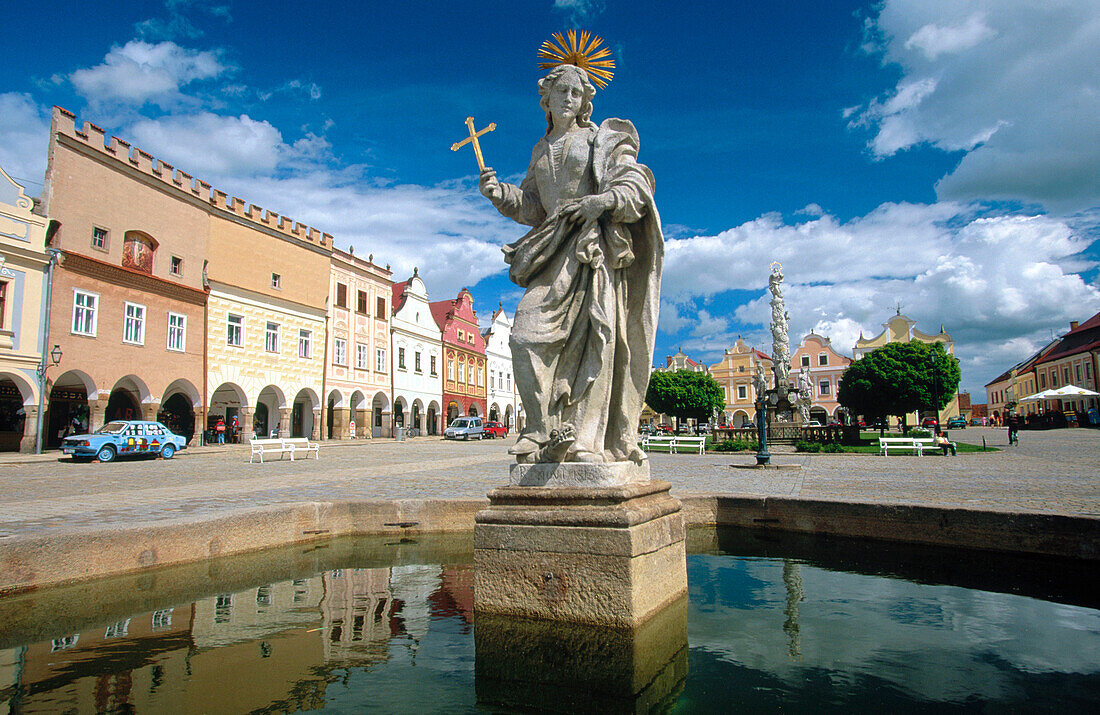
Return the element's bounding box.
[537,30,615,89]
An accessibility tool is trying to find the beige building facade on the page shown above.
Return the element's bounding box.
[708,339,772,427]
[791,332,851,423]
[0,165,50,451]
[325,248,393,439]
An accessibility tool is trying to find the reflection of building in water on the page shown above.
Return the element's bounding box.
[320,567,399,665]
[428,566,475,627]
[0,607,191,713]
[389,564,443,659]
[782,560,804,661]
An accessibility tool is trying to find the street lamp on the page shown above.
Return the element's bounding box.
[755,392,773,466]
[36,344,62,379]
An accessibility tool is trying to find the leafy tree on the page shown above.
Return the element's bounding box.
[645,369,726,429]
[838,341,961,432]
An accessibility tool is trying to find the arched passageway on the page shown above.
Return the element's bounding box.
[45,370,94,449]
[291,388,319,439]
[0,375,34,452]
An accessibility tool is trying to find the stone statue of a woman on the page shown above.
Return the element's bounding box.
[479,63,663,464]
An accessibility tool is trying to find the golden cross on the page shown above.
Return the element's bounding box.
[450,116,496,171]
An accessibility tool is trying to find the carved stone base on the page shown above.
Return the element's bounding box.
[509,459,649,488]
[474,478,687,628]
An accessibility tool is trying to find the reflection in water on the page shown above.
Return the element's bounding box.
[0,530,1098,712]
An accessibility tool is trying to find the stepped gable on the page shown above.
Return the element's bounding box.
[52,106,333,250]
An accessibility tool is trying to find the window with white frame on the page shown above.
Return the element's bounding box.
[123,302,146,345]
[357,343,369,370]
[265,322,279,353]
[415,351,421,372]
[298,329,311,358]
[819,380,831,396]
[334,337,347,365]
[167,312,186,352]
[458,362,466,383]
[447,359,453,380]
[271,272,281,289]
[431,355,437,376]
[398,347,406,369]
[91,226,108,251]
[376,347,386,372]
[801,355,810,368]
[490,370,495,389]
[737,385,747,400]
[819,353,828,366]
[72,290,98,336]
[227,314,243,346]
[478,367,483,387]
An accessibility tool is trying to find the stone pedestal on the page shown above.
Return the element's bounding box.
[474,465,687,628]
[475,595,688,712]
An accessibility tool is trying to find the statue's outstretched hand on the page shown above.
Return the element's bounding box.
[561,192,615,224]
[479,168,503,201]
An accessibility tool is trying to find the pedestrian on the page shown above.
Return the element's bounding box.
[215,418,226,445]
[231,414,240,443]
[1007,417,1018,446]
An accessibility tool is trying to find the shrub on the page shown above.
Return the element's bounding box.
[795,441,822,453]
[715,438,758,452]
[821,442,844,453]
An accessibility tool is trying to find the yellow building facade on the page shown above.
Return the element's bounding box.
[708,339,772,427]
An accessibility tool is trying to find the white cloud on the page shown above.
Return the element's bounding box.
[660,203,1100,393]
[70,40,228,108]
[850,0,1100,212]
[552,0,605,22]
[904,13,995,60]
[0,93,50,189]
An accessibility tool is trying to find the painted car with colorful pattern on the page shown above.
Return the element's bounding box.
[61,420,188,462]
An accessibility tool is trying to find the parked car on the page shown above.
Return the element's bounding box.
[655,424,674,435]
[61,420,188,462]
[921,417,939,429]
[638,424,655,435]
[826,420,842,427]
[482,421,508,438]
[694,424,710,435]
[946,417,967,429]
[805,420,822,427]
[444,416,484,440]
[858,418,867,427]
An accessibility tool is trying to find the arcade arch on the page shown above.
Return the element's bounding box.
[45,370,95,449]
[0,372,36,452]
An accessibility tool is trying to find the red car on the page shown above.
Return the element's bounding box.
[482,421,509,439]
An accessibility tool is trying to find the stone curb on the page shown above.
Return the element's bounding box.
[1,493,1096,596]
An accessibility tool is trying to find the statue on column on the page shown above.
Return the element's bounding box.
[475,32,663,465]
[769,263,791,391]
[797,366,813,423]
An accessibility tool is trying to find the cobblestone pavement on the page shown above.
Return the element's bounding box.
[0,427,1097,539]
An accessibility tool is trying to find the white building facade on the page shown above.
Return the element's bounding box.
[481,306,518,429]
[390,270,443,435]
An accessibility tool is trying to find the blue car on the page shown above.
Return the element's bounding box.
[61,420,188,462]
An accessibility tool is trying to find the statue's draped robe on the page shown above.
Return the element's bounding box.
[494,118,663,461]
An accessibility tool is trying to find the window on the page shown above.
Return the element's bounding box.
[737,385,747,400]
[72,290,98,336]
[398,347,406,369]
[265,322,279,353]
[357,343,369,370]
[167,312,186,352]
[458,329,464,341]
[376,347,386,372]
[819,353,828,366]
[819,380,831,396]
[298,329,311,358]
[1077,364,1082,382]
[376,296,386,319]
[1064,367,1071,384]
[227,314,243,346]
[468,333,475,344]
[91,226,108,250]
[336,283,347,308]
[271,273,281,289]
[0,282,6,329]
[170,255,183,276]
[447,359,454,380]
[800,355,810,368]
[334,338,347,365]
[357,290,367,313]
[458,362,466,383]
[415,351,422,372]
[490,370,495,389]
[1087,363,1092,380]
[123,303,145,345]
[151,609,173,630]
[432,355,438,376]
[477,367,484,387]
[506,373,511,390]
[1040,373,1046,389]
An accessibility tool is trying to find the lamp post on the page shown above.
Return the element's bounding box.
[929,351,940,435]
[34,344,62,453]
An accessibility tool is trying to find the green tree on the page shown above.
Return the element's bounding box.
[645,369,726,429]
[838,341,961,432]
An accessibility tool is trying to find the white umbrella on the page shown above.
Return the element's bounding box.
[1043,384,1100,398]
[1017,389,1054,403]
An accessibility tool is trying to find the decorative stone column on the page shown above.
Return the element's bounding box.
[278,407,291,438]
[332,407,349,439]
[474,463,687,628]
[90,398,107,433]
[141,403,159,422]
[381,410,392,438]
[20,405,37,453]
[311,407,322,440]
[237,408,253,441]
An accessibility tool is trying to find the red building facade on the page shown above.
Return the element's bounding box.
[430,288,486,424]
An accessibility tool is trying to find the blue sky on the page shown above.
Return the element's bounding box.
[2,0,1098,395]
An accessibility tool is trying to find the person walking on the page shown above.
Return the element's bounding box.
[1007,417,1019,446]
[215,418,226,445]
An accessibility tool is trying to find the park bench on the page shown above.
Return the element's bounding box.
[640,435,706,454]
[878,436,936,456]
[249,437,320,463]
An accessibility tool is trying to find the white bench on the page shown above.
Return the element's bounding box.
[878,437,936,456]
[640,435,706,454]
[250,437,320,463]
